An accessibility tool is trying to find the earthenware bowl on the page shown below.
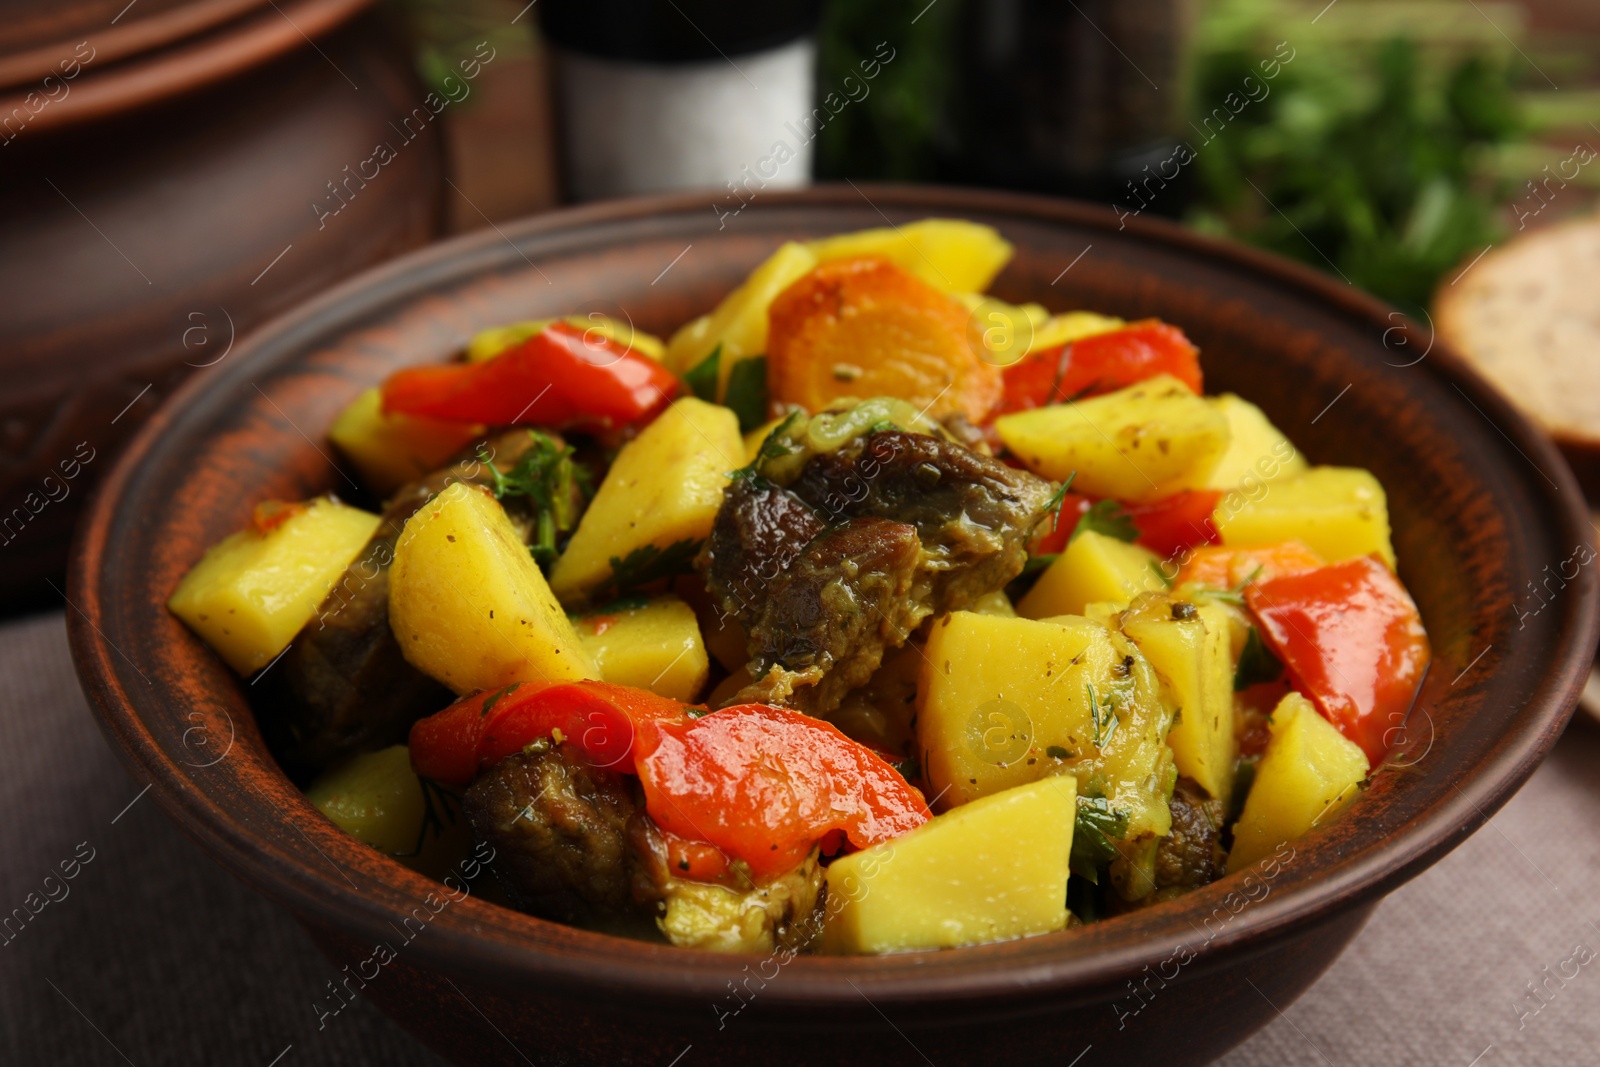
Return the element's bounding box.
[67,186,1598,1066]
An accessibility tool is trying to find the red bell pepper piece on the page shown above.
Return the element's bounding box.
[1032,492,1094,555]
[1126,490,1221,558]
[997,320,1202,416]
[1245,556,1431,764]
[380,321,680,430]
[635,704,929,881]
[407,684,930,881]
[1033,489,1219,558]
[408,680,690,788]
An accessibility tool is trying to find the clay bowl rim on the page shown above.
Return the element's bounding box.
[68,184,1597,1013]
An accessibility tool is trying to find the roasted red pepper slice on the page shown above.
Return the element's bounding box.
[635,704,929,881]
[1126,490,1221,558]
[1032,489,1219,558]
[1032,492,1094,555]
[997,320,1202,415]
[407,685,930,880]
[380,321,680,430]
[408,680,689,787]
[1246,556,1431,764]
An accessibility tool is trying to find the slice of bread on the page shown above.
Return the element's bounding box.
[1435,214,1600,494]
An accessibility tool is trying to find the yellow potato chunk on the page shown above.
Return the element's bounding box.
[665,241,819,381]
[1202,394,1308,493]
[575,595,709,702]
[918,612,1173,838]
[389,481,595,695]
[306,745,470,877]
[465,316,665,362]
[549,398,743,604]
[1227,692,1370,873]
[1214,466,1396,569]
[1026,311,1125,354]
[328,387,483,497]
[822,777,1075,954]
[805,218,1014,294]
[169,498,380,674]
[1017,530,1164,619]
[1119,595,1238,804]
[994,374,1231,502]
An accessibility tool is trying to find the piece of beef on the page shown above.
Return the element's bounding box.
[736,517,926,714]
[706,429,1054,715]
[256,431,547,779]
[701,477,826,624]
[1153,777,1225,892]
[790,430,1054,605]
[463,743,660,927]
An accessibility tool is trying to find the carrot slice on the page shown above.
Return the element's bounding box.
[766,256,1002,422]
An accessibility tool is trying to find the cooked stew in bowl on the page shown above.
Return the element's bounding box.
[168,220,1430,955]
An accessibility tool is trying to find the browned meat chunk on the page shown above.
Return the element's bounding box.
[706,429,1054,715]
[702,477,826,623]
[789,430,1053,604]
[463,743,660,928]
[737,517,926,714]
[1153,777,1225,892]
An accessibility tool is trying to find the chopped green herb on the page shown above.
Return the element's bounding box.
[685,706,712,719]
[600,538,703,599]
[1149,561,1176,589]
[1072,499,1139,544]
[480,432,589,569]
[1086,681,1120,749]
[868,419,897,433]
[724,355,769,433]
[1045,744,1072,760]
[1070,793,1128,881]
[730,409,801,482]
[480,682,521,717]
[1020,554,1058,579]
[1234,626,1284,691]
[1041,471,1079,526]
[683,344,722,402]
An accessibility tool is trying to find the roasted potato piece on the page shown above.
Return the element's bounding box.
[327,388,484,497]
[1227,692,1369,872]
[1017,530,1164,620]
[804,218,1014,294]
[994,374,1230,502]
[388,481,595,695]
[917,611,1174,840]
[1202,393,1307,493]
[1214,466,1395,569]
[665,241,819,382]
[1119,594,1238,805]
[306,745,470,878]
[549,398,742,604]
[574,595,709,702]
[822,777,1075,954]
[169,498,381,675]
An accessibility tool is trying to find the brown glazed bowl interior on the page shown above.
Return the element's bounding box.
[68,187,1598,1066]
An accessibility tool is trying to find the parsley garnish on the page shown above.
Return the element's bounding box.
[1149,561,1176,588]
[1070,793,1128,881]
[683,344,722,402]
[1072,499,1139,544]
[724,355,769,433]
[730,410,801,482]
[480,432,590,567]
[1234,626,1284,691]
[598,538,702,599]
[1086,681,1120,749]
